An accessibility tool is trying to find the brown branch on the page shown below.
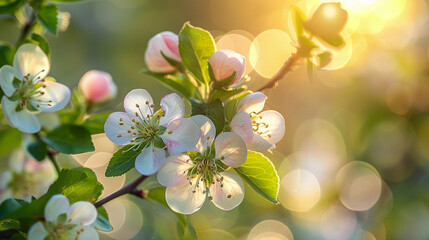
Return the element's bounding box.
[17,13,36,44]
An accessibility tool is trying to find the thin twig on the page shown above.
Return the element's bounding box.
[94,175,147,208]
[47,150,60,174]
[17,13,36,44]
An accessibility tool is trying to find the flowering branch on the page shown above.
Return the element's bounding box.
[94,175,147,208]
[17,13,36,44]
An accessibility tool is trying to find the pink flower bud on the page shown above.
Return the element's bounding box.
[78,70,117,103]
[208,49,245,85]
[144,31,181,73]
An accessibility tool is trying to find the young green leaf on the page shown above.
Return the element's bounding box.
[234,151,280,203]
[0,0,25,14]
[0,128,21,155]
[0,219,20,231]
[190,98,224,135]
[94,207,112,232]
[0,44,14,67]
[292,7,306,39]
[30,33,50,57]
[40,124,95,154]
[178,22,216,84]
[27,139,47,161]
[317,51,333,68]
[210,88,245,102]
[36,4,59,35]
[142,70,195,98]
[82,111,110,134]
[105,144,145,177]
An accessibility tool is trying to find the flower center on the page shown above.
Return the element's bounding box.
[12,69,52,111]
[44,220,83,240]
[9,171,32,197]
[250,112,271,139]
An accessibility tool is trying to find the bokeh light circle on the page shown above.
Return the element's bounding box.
[247,219,293,240]
[216,32,254,75]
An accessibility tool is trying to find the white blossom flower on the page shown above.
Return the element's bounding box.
[104,89,199,175]
[230,92,285,152]
[0,150,57,204]
[0,44,71,133]
[157,115,247,214]
[28,194,99,240]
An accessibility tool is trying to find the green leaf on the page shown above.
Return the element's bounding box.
[36,4,58,35]
[292,7,306,39]
[0,219,20,231]
[0,43,14,67]
[142,70,195,98]
[82,112,110,134]
[27,139,47,161]
[0,199,27,219]
[190,98,224,135]
[40,124,95,154]
[211,88,244,102]
[317,51,333,68]
[223,91,251,122]
[0,128,21,155]
[161,51,181,68]
[30,33,50,57]
[0,0,25,14]
[105,144,145,177]
[178,22,216,84]
[94,207,112,232]
[48,0,84,2]
[234,151,280,203]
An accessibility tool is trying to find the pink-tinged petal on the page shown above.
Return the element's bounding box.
[71,225,99,240]
[14,44,49,82]
[78,70,117,103]
[135,145,166,175]
[254,110,285,146]
[160,118,199,155]
[2,96,41,133]
[68,201,97,225]
[44,194,70,222]
[237,92,267,113]
[31,80,70,112]
[104,112,137,145]
[161,32,181,61]
[214,132,247,168]
[157,154,193,187]
[123,89,153,122]
[159,93,185,127]
[165,177,206,214]
[0,65,19,97]
[209,172,244,210]
[247,133,273,152]
[230,111,253,144]
[208,49,245,85]
[190,115,216,153]
[28,221,48,240]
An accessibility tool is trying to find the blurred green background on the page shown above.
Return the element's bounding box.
[1,0,429,239]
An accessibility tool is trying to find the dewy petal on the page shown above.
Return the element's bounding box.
[165,177,206,215]
[209,172,244,211]
[27,221,48,240]
[104,112,137,145]
[123,89,153,122]
[230,111,254,145]
[14,44,49,81]
[190,115,216,153]
[237,92,267,113]
[160,118,199,155]
[135,145,166,175]
[0,65,20,97]
[44,194,70,222]
[247,133,273,152]
[71,225,99,240]
[157,154,193,187]
[214,132,247,168]
[159,93,185,127]
[1,96,41,133]
[255,110,285,146]
[68,201,97,225]
[30,80,70,112]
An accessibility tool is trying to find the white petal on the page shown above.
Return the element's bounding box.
[209,172,244,210]
[68,201,97,225]
[123,89,153,122]
[190,115,216,153]
[30,80,70,112]
[230,111,254,144]
[44,194,70,222]
[237,92,267,113]
[27,221,48,240]
[165,177,206,214]
[247,133,273,152]
[0,65,19,97]
[8,150,25,172]
[157,154,193,187]
[214,132,247,168]
[254,110,285,146]
[135,145,166,175]
[14,44,49,81]
[159,93,185,127]
[104,112,137,145]
[0,171,12,189]
[72,225,99,240]
[1,96,41,133]
[160,118,199,155]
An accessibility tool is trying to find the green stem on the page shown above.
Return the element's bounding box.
[47,150,61,174]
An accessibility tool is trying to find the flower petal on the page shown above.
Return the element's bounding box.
[0,65,19,97]
[1,96,41,133]
[230,111,253,144]
[166,177,206,214]
[135,145,166,175]
[72,225,99,240]
[190,115,216,153]
[104,112,137,145]
[254,110,285,146]
[160,118,199,155]
[30,80,70,112]
[0,171,12,189]
[247,133,273,152]
[214,132,247,168]
[209,171,244,210]
[14,44,49,81]
[237,92,267,113]
[123,89,153,122]
[44,194,70,222]
[157,154,193,187]
[27,221,48,240]
[159,93,185,127]
[68,201,97,225]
